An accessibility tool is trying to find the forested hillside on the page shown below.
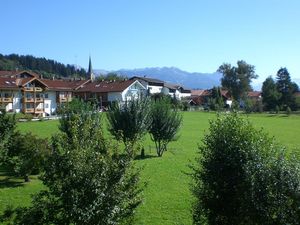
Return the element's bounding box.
[0,53,87,78]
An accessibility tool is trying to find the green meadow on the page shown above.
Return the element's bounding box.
[1,112,299,224]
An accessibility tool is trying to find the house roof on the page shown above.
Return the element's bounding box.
[0,77,18,89]
[41,79,90,91]
[248,91,262,98]
[130,76,164,86]
[76,79,139,93]
[191,90,207,96]
[164,83,191,93]
[0,70,39,78]
[191,89,231,98]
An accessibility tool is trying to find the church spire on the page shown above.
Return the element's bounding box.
[88,55,95,81]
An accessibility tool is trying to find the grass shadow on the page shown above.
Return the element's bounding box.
[0,178,24,188]
[0,166,24,189]
[135,154,158,160]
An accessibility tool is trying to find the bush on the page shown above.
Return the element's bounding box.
[7,132,50,182]
[3,106,143,225]
[191,113,300,225]
[107,98,151,157]
[149,98,182,157]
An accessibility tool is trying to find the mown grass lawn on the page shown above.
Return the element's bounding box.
[1,112,299,224]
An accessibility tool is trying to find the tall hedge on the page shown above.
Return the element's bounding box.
[191,113,300,225]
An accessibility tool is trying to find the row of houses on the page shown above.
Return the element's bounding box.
[190,89,262,108]
[0,70,192,116]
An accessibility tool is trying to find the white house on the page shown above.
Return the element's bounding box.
[74,79,147,107]
[130,76,166,95]
[164,83,192,100]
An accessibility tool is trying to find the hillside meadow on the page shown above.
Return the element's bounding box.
[0,112,299,224]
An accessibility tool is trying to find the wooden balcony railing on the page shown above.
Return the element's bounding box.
[0,97,13,103]
[58,97,72,103]
[24,108,34,113]
[23,87,43,92]
[23,87,34,92]
[35,98,44,103]
[24,97,34,102]
[34,87,43,92]
[35,108,44,113]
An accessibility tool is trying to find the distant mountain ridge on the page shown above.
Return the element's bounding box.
[94,67,222,89]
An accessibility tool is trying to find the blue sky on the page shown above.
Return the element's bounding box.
[1,0,300,84]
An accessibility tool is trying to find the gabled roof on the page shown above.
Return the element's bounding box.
[247,91,262,98]
[41,79,90,91]
[191,89,210,96]
[164,83,191,93]
[0,77,48,89]
[0,77,18,89]
[0,70,39,78]
[76,79,142,93]
[130,76,164,86]
[191,89,231,99]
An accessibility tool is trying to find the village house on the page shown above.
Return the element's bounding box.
[190,89,232,107]
[74,79,146,108]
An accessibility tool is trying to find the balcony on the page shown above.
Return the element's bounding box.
[35,108,44,113]
[24,97,34,102]
[23,87,34,92]
[58,97,72,103]
[34,87,43,92]
[23,87,43,92]
[24,108,34,113]
[0,97,13,103]
[35,98,44,103]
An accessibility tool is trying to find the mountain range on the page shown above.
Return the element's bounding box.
[94,67,222,89]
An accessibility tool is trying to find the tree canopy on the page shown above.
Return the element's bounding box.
[0,53,87,79]
[218,60,258,100]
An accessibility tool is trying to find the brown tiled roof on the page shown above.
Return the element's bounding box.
[41,79,90,91]
[191,90,206,96]
[248,91,262,97]
[0,70,39,78]
[0,77,18,89]
[76,80,137,93]
[191,89,230,98]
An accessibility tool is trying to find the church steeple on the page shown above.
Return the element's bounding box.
[88,55,95,81]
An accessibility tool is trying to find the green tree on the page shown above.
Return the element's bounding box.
[7,132,50,182]
[96,72,128,82]
[107,98,151,157]
[149,98,182,157]
[218,61,258,101]
[191,113,300,225]
[0,111,16,164]
[209,87,224,110]
[262,76,281,111]
[276,67,298,110]
[4,106,142,225]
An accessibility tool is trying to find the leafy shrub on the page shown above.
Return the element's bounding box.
[191,113,300,225]
[107,98,151,157]
[3,105,143,225]
[149,98,182,157]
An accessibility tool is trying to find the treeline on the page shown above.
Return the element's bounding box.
[0,53,87,78]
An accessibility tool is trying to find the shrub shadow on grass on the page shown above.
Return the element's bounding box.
[0,178,24,189]
[135,155,158,160]
[0,166,24,188]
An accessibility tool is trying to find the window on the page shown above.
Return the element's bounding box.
[45,103,49,108]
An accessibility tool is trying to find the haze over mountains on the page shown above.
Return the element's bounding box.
[94,67,222,89]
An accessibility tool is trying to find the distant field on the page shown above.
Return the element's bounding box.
[1,112,299,224]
